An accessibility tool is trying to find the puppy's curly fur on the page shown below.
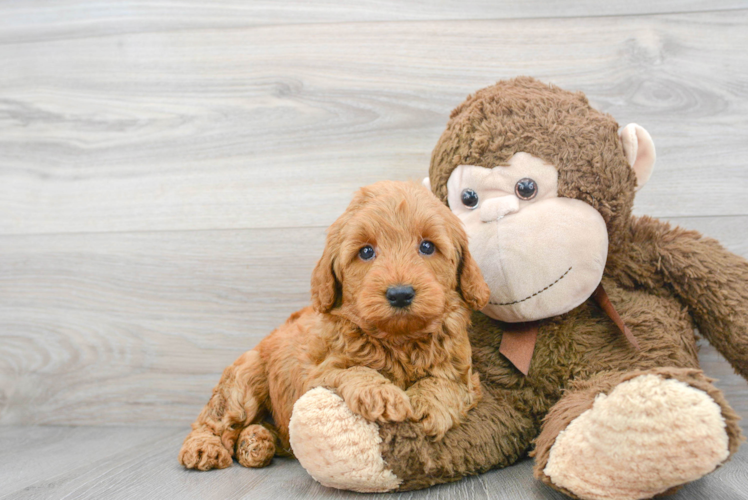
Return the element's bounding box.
[179,181,490,471]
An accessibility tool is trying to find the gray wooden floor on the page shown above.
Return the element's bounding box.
[1,425,747,500]
[1,0,748,498]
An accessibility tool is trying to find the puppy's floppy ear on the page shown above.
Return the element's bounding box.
[311,225,342,313]
[457,242,490,311]
[311,187,373,313]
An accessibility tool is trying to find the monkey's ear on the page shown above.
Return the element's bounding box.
[310,233,340,313]
[422,176,431,191]
[457,243,491,311]
[619,123,656,191]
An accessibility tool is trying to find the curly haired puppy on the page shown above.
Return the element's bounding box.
[179,181,490,471]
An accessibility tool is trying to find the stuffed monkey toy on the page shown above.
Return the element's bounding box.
[288,77,748,500]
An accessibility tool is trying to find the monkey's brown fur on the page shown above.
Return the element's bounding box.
[178,181,489,471]
[369,77,748,493]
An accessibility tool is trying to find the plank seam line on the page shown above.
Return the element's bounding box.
[0,225,331,238]
[1,214,747,238]
[0,6,746,47]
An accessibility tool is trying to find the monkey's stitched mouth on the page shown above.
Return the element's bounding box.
[489,266,572,306]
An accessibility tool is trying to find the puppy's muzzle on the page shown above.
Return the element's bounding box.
[386,285,415,308]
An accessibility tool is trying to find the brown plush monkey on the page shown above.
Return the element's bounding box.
[288,77,748,500]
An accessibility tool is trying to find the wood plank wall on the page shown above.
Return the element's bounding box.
[1,1,747,425]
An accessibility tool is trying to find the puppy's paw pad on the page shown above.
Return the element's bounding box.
[179,432,233,471]
[236,425,275,468]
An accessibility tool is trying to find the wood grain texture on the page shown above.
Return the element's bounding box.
[1,4,748,498]
[0,227,323,425]
[0,425,746,500]
[2,0,748,46]
[1,217,746,425]
[1,11,748,235]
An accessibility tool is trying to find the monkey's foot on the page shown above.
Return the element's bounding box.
[543,374,730,500]
[289,387,401,492]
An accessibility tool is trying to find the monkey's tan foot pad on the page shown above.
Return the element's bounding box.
[543,374,730,500]
[289,387,401,492]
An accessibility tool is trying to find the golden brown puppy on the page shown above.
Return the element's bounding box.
[178,181,490,471]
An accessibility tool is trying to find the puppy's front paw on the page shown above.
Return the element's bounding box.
[346,383,413,423]
[410,395,455,440]
[179,430,233,470]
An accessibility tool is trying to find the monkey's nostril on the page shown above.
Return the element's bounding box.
[386,285,415,308]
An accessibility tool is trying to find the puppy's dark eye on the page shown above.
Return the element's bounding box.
[515,178,538,200]
[461,188,479,209]
[358,245,375,261]
[419,240,435,256]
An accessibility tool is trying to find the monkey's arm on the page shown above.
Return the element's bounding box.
[624,216,748,379]
[378,386,536,490]
[289,382,536,492]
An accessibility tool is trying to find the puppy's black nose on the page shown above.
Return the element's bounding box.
[386,285,415,308]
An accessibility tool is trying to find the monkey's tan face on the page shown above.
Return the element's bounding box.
[445,152,609,322]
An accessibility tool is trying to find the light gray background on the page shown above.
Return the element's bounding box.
[1,1,747,499]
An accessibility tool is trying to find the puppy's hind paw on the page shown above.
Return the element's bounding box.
[179,430,233,471]
[235,424,276,468]
[347,383,414,423]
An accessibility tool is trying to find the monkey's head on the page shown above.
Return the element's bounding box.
[426,77,656,322]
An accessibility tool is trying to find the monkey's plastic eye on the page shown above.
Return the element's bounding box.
[461,188,479,209]
[515,178,538,200]
[419,240,435,256]
[359,245,376,261]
